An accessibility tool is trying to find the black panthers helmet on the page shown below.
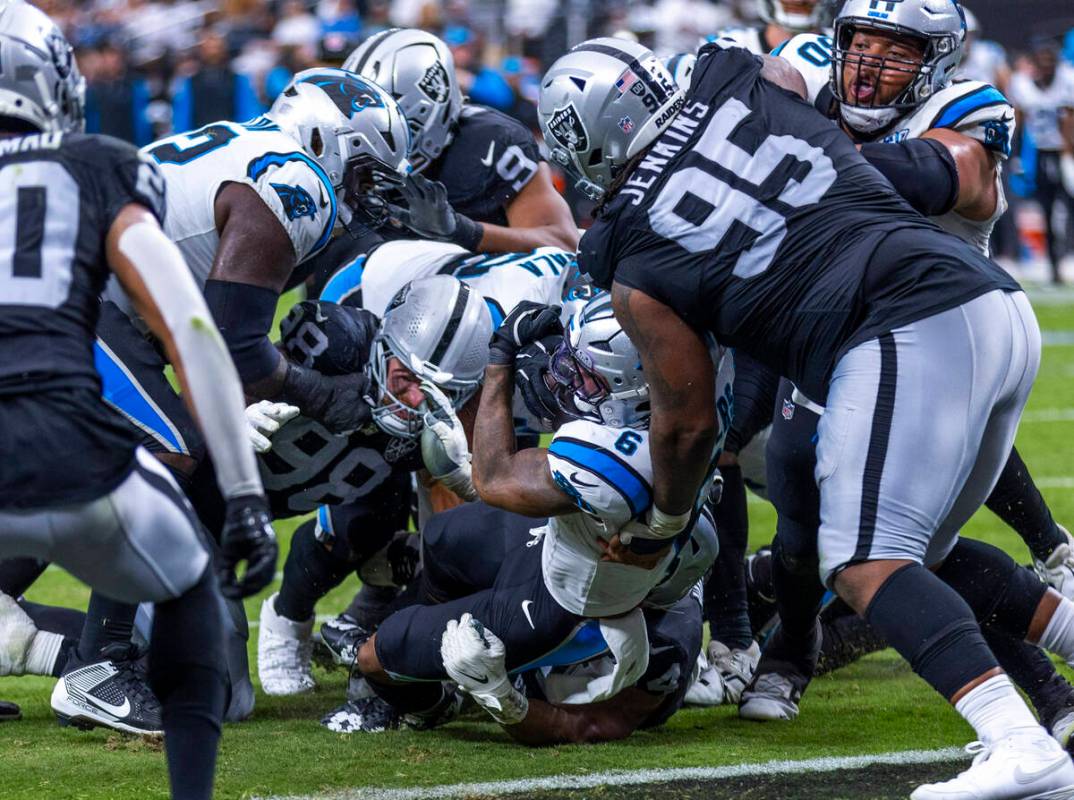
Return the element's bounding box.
[279,300,379,376]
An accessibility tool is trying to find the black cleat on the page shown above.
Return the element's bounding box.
[0,700,21,722]
[320,697,400,733]
[314,614,372,671]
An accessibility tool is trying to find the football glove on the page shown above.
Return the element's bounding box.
[488,302,563,367]
[245,400,300,454]
[386,173,483,250]
[419,381,477,501]
[441,613,528,725]
[514,333,563,430]
[219,494,278,599]
[280,362,373,435]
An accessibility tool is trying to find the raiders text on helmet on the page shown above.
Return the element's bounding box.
[833,0,965,134]
[343,29,463,172]
[0,1,85,134]
[538,37,685,201]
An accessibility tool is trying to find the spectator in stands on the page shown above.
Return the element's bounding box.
[85,39,154,146]
[445,26,514,111]
[273,0,321,49]
[172,29,264,133]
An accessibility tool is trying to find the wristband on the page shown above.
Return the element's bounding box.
[649,506,692,539]
[449,212,484,251]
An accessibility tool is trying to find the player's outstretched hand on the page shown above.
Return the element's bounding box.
[387,173,459,239]
[514,334,564,430]
[489,302,563,367]
[420,381,477,501]
[282,364,373,435]
[245,400,300,453]
[441,613,528,724]
[219,494,278,599]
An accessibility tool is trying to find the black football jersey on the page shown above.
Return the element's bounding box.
[579,45,1018,402]
[0,132,166,507]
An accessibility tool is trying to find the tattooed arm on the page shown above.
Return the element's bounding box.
[611,281,715,515]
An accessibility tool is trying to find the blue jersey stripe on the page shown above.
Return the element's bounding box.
[770,40,788,56]
[94,340,187,454]
[510,620,607,675]
[484,298,505,329]
[319,255,366,304]
[934,86,1008,130]
[548,438,652,517]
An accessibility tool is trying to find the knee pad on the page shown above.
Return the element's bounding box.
[865,564,997,700]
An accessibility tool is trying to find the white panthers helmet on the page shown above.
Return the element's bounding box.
[343,29,463,173]
[550,293,650,430]
[268,68,411,226]
[539,37,684,201]
[0,1,84,134]
[833,0,965,134]
[371,275,492,439]
[663,52,697,93]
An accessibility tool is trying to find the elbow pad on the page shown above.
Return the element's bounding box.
[204,279,281,384]
[860,138,960,217]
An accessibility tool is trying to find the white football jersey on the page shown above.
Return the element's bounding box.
[779,33,1016,255]
[706,26,767,56]
[540,349,734,617]
[1008,65,1074,153]
[146,117,336,285]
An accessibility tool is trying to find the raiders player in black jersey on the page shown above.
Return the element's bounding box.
[541,38,1074,798]
[300,28,579,292]
[0,5,275,798]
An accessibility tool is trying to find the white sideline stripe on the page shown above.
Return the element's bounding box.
[1022,408,1074,422]
[255,747,968,800]
[1038,477,1074,489]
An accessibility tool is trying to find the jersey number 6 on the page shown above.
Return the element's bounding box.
[648,97,836,279]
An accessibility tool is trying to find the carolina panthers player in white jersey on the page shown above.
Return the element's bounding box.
[740,0,1074,736]
[334,295,732,731]
[710,0,832,56]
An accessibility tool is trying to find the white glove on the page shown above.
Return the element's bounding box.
[441,613,528,724]
[244,400,300,454]
[1061,153,1074,198]
[420,381,477,501]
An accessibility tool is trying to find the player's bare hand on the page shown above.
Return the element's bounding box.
[597,533,670,569]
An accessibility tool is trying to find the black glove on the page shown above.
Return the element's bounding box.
[387,173,483,250]
[489,301,563,367]
[280,362,373,434]
[514,333,565,429]
[219,494,278,599]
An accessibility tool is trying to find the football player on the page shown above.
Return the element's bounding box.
[329,295,729,732]
[302,28,577,276]
[86,69,408,721]
[743,0,1074,723]
[710,0,832,57]
[542,35,1074,798]
[0,4,273,797]
[255,275,494,696]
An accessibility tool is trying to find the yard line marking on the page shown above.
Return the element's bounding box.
[1042,331,1074,345]
[1037,477,1074,489]
[1022,408,1074,422]
[256,746,968,800]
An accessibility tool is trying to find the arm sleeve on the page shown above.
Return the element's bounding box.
[859,138,960,217]
[117,222,263,500]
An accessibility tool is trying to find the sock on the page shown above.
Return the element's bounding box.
[1039,598,1074,661]
[705,466,752,649]
[149,568,226,800]
[985,447,1064,562]
[77,593,138,661]
[771,535,827,648]
[275,520,353,622]
[985,626,1074,727]
[955,674,1041,743]
[24,630,64,676]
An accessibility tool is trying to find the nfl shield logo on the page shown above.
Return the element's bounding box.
[618,116,635,133]
[781,399,795,421]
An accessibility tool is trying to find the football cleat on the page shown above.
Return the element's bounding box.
[320,697,400,733]
[0,700,20,722]
[50,644,163,735]
[314,613,372,671]
[1034,526,1074,602]
[402,688,464,731]
[739,670,803,721]
[1048,706,1074,757]
[683,651,727,706]
[257,594,315,696]
[910,729,1074,800]
[707,640,760,705]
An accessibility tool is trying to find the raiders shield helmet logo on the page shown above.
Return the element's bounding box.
[417,62,451,103]
[548,103,589,152]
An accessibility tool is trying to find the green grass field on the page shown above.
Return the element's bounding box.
[2,289,1073,800]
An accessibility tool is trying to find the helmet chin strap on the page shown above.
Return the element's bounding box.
[839,103,901,135]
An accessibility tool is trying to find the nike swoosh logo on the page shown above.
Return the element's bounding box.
[1014,756,1070,784]
[521,600,536,630]
[456,667,489,685]
[570,472,600,489]
[86,694,131,719]
[480,141,495,167]
[318,183,329,209]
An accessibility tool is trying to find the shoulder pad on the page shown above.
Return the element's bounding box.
[245,149,338,261]
[548,421,653,522]
[919,80,1015,159]
[774,33,833,106]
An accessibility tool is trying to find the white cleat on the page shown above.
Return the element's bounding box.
[684,651,726,706]
[911,729,1074,800]
[707,640,760,705]
[739,670,802,721]
[257,593,315,696]
[1034,526,1074,601]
